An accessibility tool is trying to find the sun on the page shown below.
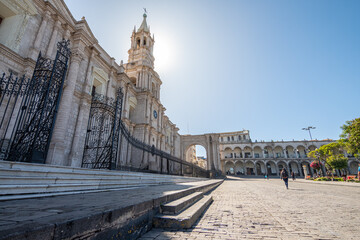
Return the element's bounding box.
[153,32,177,72]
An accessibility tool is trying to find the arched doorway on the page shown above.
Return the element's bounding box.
[235,161,244,175]
[245,161,255,175]
[301,161,312,177]
[289,161,300,176]
[349,160,359,175]
[185,144,207,170]
[225,161,235,175]
[256,161,265,175]
[278,161,287,173]
[266,161,277,175]
[181,134,221,172]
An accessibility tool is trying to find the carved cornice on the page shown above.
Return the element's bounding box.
[0,43,36,71]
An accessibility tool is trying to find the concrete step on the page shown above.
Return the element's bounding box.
[153,195,213,229]
[161,191,204,215]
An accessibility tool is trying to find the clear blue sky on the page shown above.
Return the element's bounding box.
[64,0,359,144]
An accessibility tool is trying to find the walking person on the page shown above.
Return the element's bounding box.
[358,163,360,180]
[291,171,296,181]
[280,169,289,189]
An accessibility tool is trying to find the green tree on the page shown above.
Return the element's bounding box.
[340,117,360,158]
[327,154,348,171]
[307,142,348,178]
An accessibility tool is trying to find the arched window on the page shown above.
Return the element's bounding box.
[136,38,140,49]
[143,37,147,46]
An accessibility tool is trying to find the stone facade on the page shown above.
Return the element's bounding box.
[0,0,181,171]
[218,130,359,176]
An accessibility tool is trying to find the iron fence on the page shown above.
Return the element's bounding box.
[0,40,70,163]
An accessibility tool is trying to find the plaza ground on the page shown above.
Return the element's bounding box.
[140,176,360,240]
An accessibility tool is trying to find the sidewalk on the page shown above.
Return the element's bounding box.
[294,178,360,187]
[0,179,223,240]
[227,175,360,187]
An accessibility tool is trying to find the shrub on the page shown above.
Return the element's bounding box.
[332,177,345,181]
[347,179,360,183]
[314,177,331,181]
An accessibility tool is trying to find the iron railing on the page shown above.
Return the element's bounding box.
[117,119,210,178]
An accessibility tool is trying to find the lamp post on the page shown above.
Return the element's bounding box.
[302,126,316,140]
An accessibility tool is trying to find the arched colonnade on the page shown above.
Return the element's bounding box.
[224,159,318,177]
[222,144,319,160]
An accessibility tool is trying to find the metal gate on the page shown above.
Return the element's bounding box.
[0,40,71,163]
[81,88,123,169]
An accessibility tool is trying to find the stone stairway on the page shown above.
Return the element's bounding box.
[0,160,208,201]
[153,190,213,229]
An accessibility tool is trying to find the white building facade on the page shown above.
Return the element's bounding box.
[219,131,359,177]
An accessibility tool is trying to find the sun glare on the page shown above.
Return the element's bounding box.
[153,32,177,72]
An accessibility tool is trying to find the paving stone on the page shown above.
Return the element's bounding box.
[144,176,360,240]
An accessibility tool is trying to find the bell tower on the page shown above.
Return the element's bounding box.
[127,13,155,69]
[125,12,161,100]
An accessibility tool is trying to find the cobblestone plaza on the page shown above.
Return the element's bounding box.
[141,177,360,240]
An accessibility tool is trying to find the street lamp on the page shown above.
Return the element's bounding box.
[302,126,316,140]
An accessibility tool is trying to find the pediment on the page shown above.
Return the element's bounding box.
[48,0,75,25]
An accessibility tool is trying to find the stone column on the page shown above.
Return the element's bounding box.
[63,25,72,40]
[254,161,258,176]
[47,51,83,165]
[67,48,95,166]
[284,149,287,158]
[303,164,308,178]
[286,162,291,174]
[46,18,62,58]
[29,11,51,59]
[298,162,303,177]
[68,99,90,167]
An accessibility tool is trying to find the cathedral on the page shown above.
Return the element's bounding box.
[0,0,358,177]
[0,0,184,173]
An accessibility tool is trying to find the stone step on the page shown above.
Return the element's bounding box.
[0,160,209,200]
[153,195,213,229]
[0,161,207,182]
[0,175,169,185]
[0,185,142,201]
[0,181,165,195]
[161,191,204,215]
[0,169,199,184]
